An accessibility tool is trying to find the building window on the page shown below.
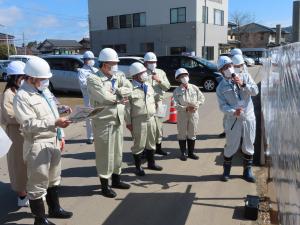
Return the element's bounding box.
[214,9,224,26]
[170,7,186,24]
[133,12,146,27]
[140,42,154,53]
[102,45,114,49]
[202,6,208,24]
[102,44,127,54]
[120,14,132,28]
[107,16,119,29]
[202,46,214,60]
[114,44,127,53]
[170,47,186,55]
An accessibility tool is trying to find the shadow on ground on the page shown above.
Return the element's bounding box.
[0,182,32,225]
[102,191,195,225]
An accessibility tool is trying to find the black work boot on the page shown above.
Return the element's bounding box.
[221,157,232,182]
[179,140,187,161]
[187,139,199,160]
[100,178,117,198]
[133,154,146,176]
[155,143,168,156]
[111,174,131,189]
[29,198,55,225]
[146,149,163,171]
[243,155,256,183]
[46,186,73,219]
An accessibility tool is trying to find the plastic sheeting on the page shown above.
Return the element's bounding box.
[261,42,300,225]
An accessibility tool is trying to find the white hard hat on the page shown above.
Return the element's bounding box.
[175,68,189,79]
[217,56,232,70]
[7,61,26,76]
[24,57,52,79]
[232,54,245,65]
[144,52,157,62]
[98,48,119,62]
[129,62,147,78]
[83,51,95,59]
[230,48,243,57]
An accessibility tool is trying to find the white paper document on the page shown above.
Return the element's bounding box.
[68,106,105,123]
[0,127,12,158]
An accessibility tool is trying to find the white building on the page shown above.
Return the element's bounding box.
[88,0,228,61]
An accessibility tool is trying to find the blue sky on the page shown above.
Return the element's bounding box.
[229,0,293,28]
[0,0,294,45]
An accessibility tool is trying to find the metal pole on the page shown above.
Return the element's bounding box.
[23,32,26,55]
[203,0,207,59]
[6,34,10,57]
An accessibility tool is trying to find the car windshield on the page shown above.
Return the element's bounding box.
[194,57,217,70]
[80,58,100,68]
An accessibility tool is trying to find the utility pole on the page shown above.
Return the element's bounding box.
[23,32,26,55]
[6,34,10,57]
[203,0,207,59]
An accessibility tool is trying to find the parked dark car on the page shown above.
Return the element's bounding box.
[157,56,222,91]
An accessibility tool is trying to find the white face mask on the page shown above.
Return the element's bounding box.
[37,79,49,91]
[147,63,157,72]
[109,65,118,75]
[140,72,148,82]
[87,60,95,67]
[180,76,189,84]
[224,67,234,78]
[234,67,243,74]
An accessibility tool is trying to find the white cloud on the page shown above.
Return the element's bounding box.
[0,6,23,26]
[37,15,60,28]
[77,21,89,28]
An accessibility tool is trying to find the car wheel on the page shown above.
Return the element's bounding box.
[203,78,217,92]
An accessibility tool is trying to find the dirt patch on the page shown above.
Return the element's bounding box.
[254,167,272,225]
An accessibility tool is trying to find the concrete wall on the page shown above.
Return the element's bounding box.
[90,22,197,56]
[88,0,197,31]
[293,0,300,42]
[195,23,227,61]
[88,0,228,61]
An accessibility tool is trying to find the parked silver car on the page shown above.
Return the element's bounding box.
[42,55,84,92]
[119,56,144,78]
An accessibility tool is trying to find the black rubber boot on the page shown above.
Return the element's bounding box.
[155,143,168,156]
[133,154,146,176]
[179,140,187,161]
[146,149,163,171]
[187,139,199,160]
[46,186,73,219]
[243,155,256,183]
[100,178,117,198]
[111,174,131,189]
[29,198,55,225]
[221,157,232,182]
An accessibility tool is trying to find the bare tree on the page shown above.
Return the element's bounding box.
[230,11,258,27]
[230,11,258,40]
